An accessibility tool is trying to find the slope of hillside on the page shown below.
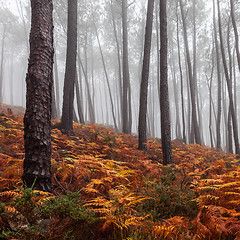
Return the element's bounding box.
[0,109,240,239]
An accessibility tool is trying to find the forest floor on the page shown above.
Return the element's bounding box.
[0,104,240,239]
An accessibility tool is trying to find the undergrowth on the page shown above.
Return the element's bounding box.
[139,167,198,220]
[0,109,240,239]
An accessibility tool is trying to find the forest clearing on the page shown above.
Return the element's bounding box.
[0,105,240,239]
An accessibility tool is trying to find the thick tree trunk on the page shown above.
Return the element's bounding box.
[160,0,173,165]
[61,0,77,133]
[138,0,154,151]
[22,0,54,192]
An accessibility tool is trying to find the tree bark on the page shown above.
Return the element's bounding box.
[61,0,77,133]
[51,80,58,119]
[138,0,154,151]
[22,0,54,192]
[160,0,173,165]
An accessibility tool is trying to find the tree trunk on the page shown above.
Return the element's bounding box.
[138,0,154,151]
[155,2,161,110]
[208,76,214,148]
[217,0,240,154]
[160,0,173,165]
[128,83,132,134]
[75,70,85,124]
[51,80,58,119]
[179,0,201,145]
[176,9,186,143]
[233,51,237,117]
[22,0,54,192]
[10,51,14,105]
[227,105,233,154]
[0,25,6,103]
[185,57,192,143]
[192,0,200,143]
[122,0,131,134]
[207,45,216,148]
[78,54,95,123]
[150,82,155,138]
[73,107,78,123]
[222,76,228,152]
[213,0,221,149]
[111,0,123,130]
[61,0,77,133]
[170,47,181,140]
[53,48,61,119]
[196,86,204,144]
[93,20,118,131]
[230,0,240,73]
